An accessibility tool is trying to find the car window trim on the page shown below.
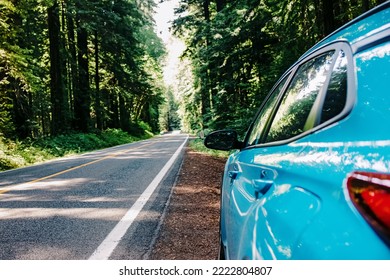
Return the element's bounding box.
[305,46,345,130]
[243,70,295,147]
[256,71,297,145]
[263,48,338,144]
[317,42,355,129]
[242,41,355,150]
[352,27,390,54]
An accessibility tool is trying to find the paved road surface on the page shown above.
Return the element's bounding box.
[0,133,188,260]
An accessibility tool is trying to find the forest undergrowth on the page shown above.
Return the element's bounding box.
[0,128,153,171]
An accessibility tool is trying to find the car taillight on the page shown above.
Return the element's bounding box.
[347,171,390,246]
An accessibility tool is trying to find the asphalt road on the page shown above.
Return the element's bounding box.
[0,133,188,260]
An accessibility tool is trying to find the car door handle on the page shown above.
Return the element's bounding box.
[252,179,274,195]
[228,171,240,180]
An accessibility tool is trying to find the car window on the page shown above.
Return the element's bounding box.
[320,50,348,124]
[246,76,288,146]
[265,51,335,143]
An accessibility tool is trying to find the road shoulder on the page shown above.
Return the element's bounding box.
[149,146,226,260]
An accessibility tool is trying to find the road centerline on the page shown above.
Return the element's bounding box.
[0,140,155,196]
[88,135,188,260]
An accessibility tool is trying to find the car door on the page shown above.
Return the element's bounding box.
[223,45,350,259]
[221,76,288,259]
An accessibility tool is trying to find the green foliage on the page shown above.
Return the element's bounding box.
[0,0,165,140]
[127,121,154,138]
[0,128,152,171]
[1,0,384,151]
[188,138,229,158]
[159,88,181,132]
[174,0,384,136]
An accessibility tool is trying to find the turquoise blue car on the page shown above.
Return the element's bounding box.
[205,2,390,259]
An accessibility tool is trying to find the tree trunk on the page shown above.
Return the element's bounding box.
[201,0,212,128]
[362,0,370,12]
[94,30,103,130]
[322,0,335,36]
[11,84,31,138]
[215,0,225,12]
[119,93,130,131]
[48,2,68,135]
[7,4,32,138]
[108,88,120,128]
[67,11,78,124]
[203,0,210,21]
[74,15,91,132]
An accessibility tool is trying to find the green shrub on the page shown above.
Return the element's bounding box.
[188,138,229,158]
[0,128,153,171]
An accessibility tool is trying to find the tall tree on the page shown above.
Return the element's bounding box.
[1,0,167,139]
[48,1,69,135]
[173,0,385,135]
[74,4,91,132]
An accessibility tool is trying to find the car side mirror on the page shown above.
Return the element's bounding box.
[204,130,242,151]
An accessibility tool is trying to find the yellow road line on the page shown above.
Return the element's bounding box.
[0,189,8,195]
[0,141,155,196]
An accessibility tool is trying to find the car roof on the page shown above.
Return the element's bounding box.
[300,1,390,60]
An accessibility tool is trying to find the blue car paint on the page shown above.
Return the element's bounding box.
[218,3,390,260]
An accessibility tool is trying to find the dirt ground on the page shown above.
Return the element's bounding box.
[149,146,226,260]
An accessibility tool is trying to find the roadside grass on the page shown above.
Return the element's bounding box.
[188,138,229,158]
[0,128,153,171]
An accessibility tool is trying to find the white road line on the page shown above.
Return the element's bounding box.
[88,135,188,260]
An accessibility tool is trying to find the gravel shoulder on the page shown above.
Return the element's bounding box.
[149,146,226,260]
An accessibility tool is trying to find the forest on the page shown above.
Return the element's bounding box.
[172,0,386,136]
[0,0,387,143]
[1,0,167,141]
